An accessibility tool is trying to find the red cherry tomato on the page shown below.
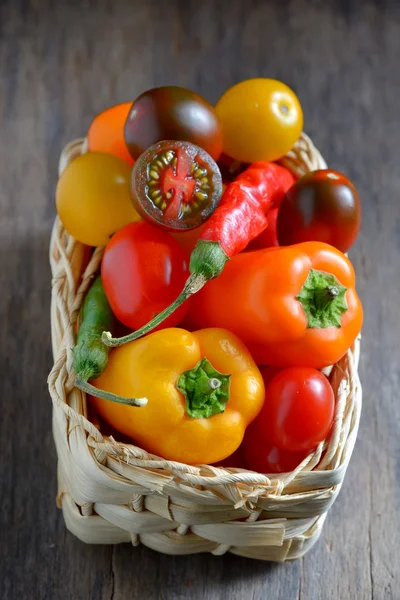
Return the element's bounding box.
[124,86,223,161]
[101,221,190,330]
[87,102,134,165]
[243,423,309,473]
[131,141,222,232]
[214,446,247,469]
[260,366,282,386]
[258,367,335,452]
[277,169,361,252]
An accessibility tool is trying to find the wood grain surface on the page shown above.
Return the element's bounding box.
[1,0,399,598]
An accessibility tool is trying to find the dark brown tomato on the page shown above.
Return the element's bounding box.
[131,140,223,232]
[277,169,361,252]
[124,86,223,160]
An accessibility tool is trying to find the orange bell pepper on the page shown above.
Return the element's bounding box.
[188,242,363,368]
[90,328,264,464]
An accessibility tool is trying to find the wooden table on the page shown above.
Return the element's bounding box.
[1,1,399,598]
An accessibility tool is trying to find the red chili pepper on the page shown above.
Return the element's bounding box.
[200,162,292,256]
[102,162,296,347]
[246,168,296,249]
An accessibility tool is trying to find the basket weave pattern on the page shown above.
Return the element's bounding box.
[48,134,362,561]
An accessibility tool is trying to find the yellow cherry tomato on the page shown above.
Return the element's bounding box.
[215,78,303,163]
[56,152,141,247]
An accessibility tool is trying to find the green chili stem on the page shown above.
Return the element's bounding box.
[76,378,147,407]
[102,273,207,348]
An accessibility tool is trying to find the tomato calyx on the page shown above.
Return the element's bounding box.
[297,269,348,328]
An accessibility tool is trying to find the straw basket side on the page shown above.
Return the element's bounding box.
[48,134,362,562]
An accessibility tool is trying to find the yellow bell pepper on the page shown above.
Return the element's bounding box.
[91,327,265,464]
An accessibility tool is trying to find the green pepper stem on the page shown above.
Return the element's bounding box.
[76,378,147,407]
[296,269,348,329]
[208,378,222,390]
[314,285,339,310]
[176,358,231,419]
[101,273,207,348]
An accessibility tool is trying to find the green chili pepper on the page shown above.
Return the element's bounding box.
[73,276,147,407]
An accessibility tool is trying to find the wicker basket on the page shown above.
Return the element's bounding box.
[48,134,362,562]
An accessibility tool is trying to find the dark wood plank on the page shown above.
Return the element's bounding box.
[1,0,399,599]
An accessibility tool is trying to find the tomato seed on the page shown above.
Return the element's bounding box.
[195,191,208,201]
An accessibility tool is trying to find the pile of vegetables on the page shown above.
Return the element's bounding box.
[57,78,363,472]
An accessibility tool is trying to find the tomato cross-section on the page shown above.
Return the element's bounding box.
[131,141,223,232]
[161,149,196,219]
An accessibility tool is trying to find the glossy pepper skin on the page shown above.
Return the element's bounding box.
[188,242,363,369]
[91,328,265,464]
